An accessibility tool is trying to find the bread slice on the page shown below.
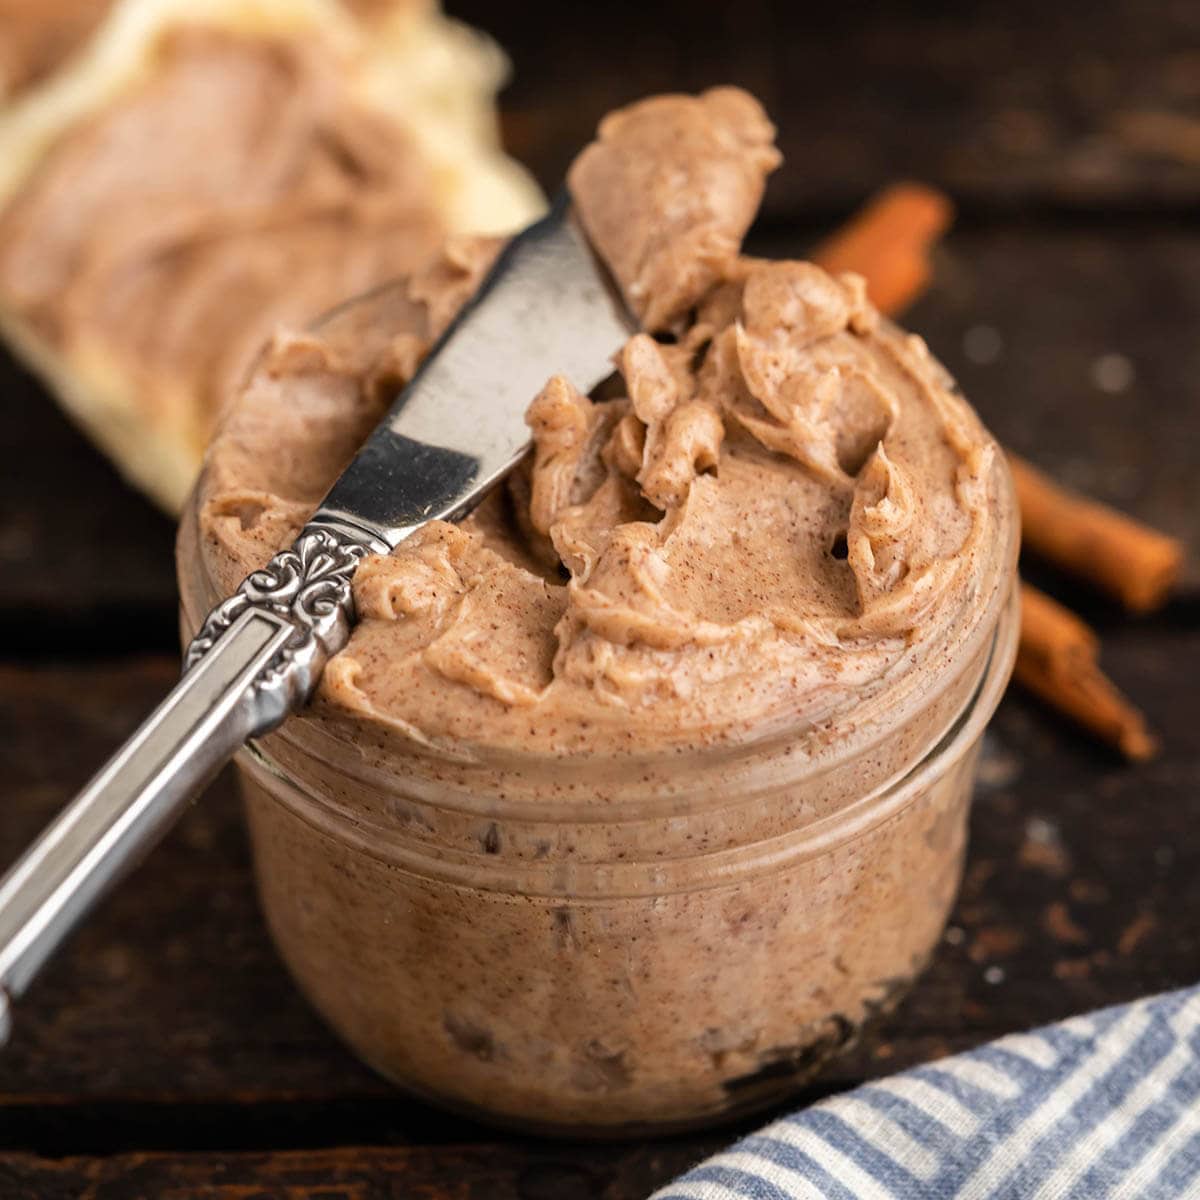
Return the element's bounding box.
[0,0,543,511]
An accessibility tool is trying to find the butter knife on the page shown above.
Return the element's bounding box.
[0,193,634,1042]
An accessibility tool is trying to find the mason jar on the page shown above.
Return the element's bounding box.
[178,464,1019,1134]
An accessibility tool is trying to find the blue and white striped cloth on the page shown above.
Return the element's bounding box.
[653,986,1200,1199]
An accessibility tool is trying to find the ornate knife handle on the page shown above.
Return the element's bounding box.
[183,526,374,728]
[0,524,379,1042]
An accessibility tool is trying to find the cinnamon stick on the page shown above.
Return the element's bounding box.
[811,182,954,316]
[1015,583,1158,761]
[1008,454,1184,614]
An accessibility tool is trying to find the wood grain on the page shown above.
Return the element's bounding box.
[0,1142,723,1200]
[0,352,177,652]
[459,0,1200,217]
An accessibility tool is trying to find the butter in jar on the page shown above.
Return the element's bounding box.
[177,87,1020,1134]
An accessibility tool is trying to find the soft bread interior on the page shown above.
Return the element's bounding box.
[0,0,544,511]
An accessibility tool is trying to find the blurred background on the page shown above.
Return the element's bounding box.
[1,0,1198,1193]
[6,0,1197,647]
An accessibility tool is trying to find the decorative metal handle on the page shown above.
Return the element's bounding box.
[183,526,373,728]
[0,526,376,1040]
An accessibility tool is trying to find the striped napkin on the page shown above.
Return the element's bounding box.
[653,986,1200,1200]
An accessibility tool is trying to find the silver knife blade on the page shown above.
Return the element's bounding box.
[311,190,636,551]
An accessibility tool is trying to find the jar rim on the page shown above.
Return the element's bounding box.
[237,580,1020,899]
[245,529,1017,826]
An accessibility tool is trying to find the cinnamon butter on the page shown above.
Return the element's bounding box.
[178,88,1019,1132]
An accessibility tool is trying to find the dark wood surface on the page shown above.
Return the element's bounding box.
[479,0,1200,218]
[2,2,1199,1196]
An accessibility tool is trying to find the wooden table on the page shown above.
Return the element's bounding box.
[2,1,1198,1194]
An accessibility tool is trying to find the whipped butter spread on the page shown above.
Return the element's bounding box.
[195,87,1008,760]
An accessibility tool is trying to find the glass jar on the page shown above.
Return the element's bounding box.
[178,478,1019,1135]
